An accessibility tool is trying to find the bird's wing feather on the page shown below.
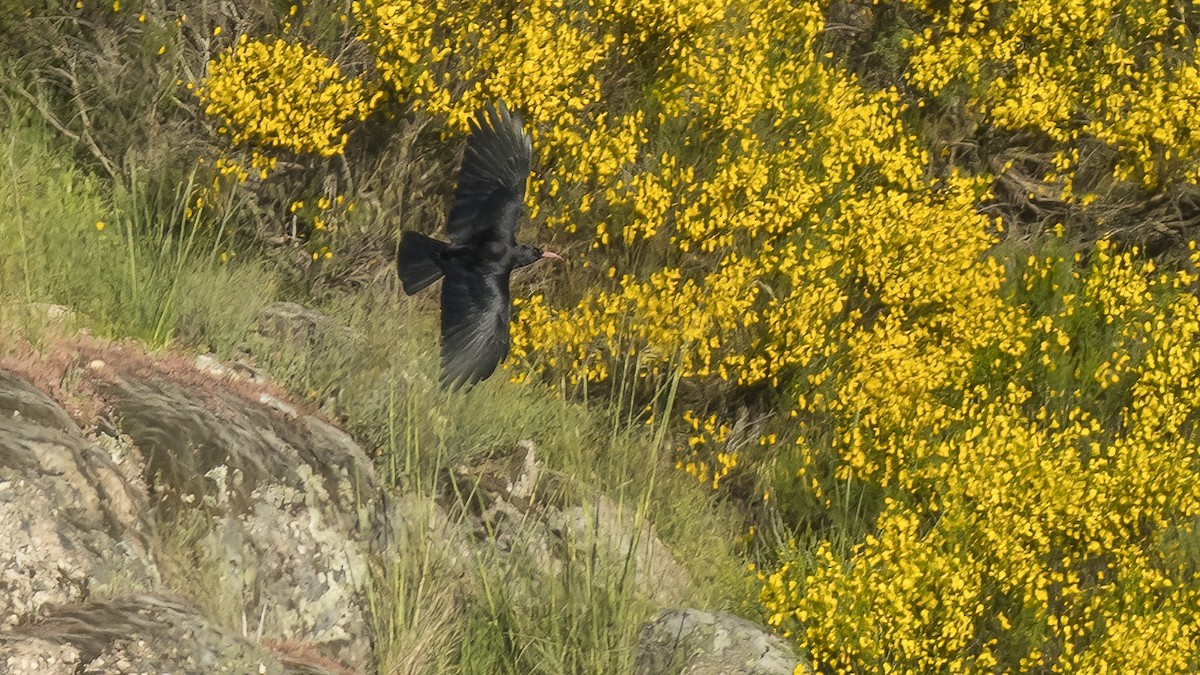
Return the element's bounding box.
[439,262,512,389]
[446,102,532,247]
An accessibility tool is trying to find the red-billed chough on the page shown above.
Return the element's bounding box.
[397,102,562,390]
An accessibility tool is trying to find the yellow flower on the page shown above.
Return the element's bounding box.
[198,37,376,158]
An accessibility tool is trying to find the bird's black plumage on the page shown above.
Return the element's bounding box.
[396,102,561,390]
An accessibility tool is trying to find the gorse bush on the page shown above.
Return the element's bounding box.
[18,0,1196,670]
[762,238,1200,670]
[906,0,1200,191]
[199,35,378,162]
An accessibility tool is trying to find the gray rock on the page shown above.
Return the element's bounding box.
[0,635,81,674]
[0,370,334,673]
[0,372,159,629]
[634,609,808,675]
[99,374,378,667]
[194,354,270,385]
[3,594,288,674]
[382,492,473,572]
[21,303,78,326]
[548,496,692,606]
[254,302,356,351]
[449,440,691,607]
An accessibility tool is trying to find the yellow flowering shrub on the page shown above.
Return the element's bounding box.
[904,0,1200,190]
[352,0,620,132]
[194,0,1200,669]
[198,29,378,260]
[199,35,376,159]
[763,241,1200,671]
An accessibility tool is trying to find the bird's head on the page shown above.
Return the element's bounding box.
[513,244,564,269]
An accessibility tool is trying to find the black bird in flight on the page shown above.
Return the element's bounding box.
[397,102,562,390]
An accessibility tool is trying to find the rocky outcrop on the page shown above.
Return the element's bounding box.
[0,339,377,672]
[0,371,158,629]
[548,496,691,606]
[446,440,692,607]
[634,609,808,675]
[254,301,358,352]
[98,371,377,665]
[3,595,291,674]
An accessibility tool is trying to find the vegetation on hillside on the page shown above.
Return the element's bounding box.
[3,0,1200,672]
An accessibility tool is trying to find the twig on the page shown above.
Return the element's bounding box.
[57,58,122,181]
[6,82,82,142]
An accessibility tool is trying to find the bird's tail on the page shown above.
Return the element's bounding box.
[397,231,448,295]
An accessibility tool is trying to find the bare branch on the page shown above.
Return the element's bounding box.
[6,81,82,142]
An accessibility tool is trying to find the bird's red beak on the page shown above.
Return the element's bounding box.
[541,250,564,261]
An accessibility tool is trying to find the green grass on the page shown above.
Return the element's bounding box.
[0,105,272,351]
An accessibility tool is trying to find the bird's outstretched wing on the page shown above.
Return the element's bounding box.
[447,102,532,247]
[439,262,512,390]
